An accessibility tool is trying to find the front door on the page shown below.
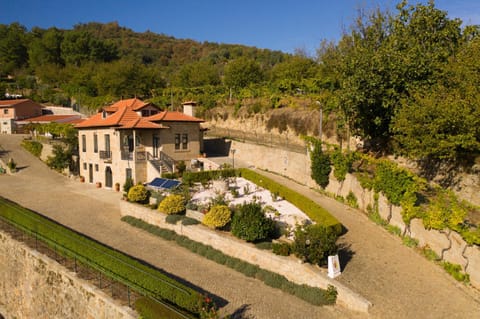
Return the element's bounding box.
[88,164,93,183]
[153,134,159,158]
[105,166,113,188]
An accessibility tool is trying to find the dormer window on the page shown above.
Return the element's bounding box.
[102,110,107,119]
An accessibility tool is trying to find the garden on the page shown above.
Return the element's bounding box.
[121,168,344,310]
[124,168,341,266]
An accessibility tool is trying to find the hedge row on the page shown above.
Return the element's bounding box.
[122,215,337,306]
[182,168,238,186]
[0,197,203,315]
[238,168,343,235]
[21,139,43,157]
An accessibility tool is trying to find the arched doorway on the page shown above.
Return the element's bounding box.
[105,166,113,188]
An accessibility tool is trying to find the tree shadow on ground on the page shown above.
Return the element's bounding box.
[337,243,355,271]
[227,304,255,319]
[15,165,29,172]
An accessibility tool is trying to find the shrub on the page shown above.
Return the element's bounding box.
[166,214,184,224]
[231,202,275,242]
[176,160,186,176]
[402,236,419,248]
[182,169,238,186]
[255,241,273,250]
[442,261,470,283]
[127,184,150,203]
[292,224,338,266]
[21,140,43,157]
[158,194,186,215]
[7,158,17,171]
[46,144,72,171]
[202,205,231,229]
[272,242,291,256]
[123,177,134,193]
[346,191,359,208]
[331,149,355,182]
[182,217,200,226]
[310,140,331,188]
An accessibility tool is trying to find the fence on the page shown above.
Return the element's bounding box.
[206,126,307,154]
[0,197,194,319]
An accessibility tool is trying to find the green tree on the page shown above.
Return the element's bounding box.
[310,140,331,188]
[0,23,28,75]
[28,27,64,68]
[392,35,480,161]
[174,60,220,88]
[46,144,72,172]
[224,57,264,89]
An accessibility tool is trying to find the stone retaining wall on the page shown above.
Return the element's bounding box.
[325,172,480,289]
[120,200,372,313]
[0,230,137,319]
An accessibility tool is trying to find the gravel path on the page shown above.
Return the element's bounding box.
[0,135,360,319]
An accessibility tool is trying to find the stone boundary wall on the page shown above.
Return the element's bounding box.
[120,200,372,313]
[325,172,480,289]
[0,230,137,319]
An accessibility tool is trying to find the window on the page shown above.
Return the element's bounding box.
[174,134,180,150]
[182,133,188,149]
[141,110,149,117]
[95,164,99,172]
[83,162,87,170]
[81,135,86,152]
[126,168,132,180]
[104,134,110,152]
[93,133,98,153]
[150,110,158,115]
[3,109,8,114]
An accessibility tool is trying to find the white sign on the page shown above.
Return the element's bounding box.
[328,255,341,278]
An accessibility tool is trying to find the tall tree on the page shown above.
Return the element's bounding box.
[0,23,28,75]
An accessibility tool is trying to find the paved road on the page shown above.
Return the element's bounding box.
[1,135,480,318]
[0,135,359,319]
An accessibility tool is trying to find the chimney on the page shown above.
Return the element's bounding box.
[182,101,197,117]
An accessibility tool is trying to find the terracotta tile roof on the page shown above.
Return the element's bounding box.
[0,99,43,107]
[76,98,166,130]
[103,98,149,112]
[21,115,80,123]
[148,111,204,123]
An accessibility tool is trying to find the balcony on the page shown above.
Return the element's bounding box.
[99,150,112,162]
[121,151,133,161]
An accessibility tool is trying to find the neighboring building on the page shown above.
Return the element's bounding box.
[0,99,43,134]
[76,98,204,188]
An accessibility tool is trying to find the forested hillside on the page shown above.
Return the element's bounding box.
[0,1,479,169]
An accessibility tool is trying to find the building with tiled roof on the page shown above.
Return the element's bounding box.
[0,99,43,133]
[76,98,204,188]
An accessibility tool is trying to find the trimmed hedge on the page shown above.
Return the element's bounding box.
[238,168,342,235]
[0,197,203,315]
[182,169,237,186]
[121,215,337,306]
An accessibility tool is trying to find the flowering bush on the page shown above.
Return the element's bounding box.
[202,205,231,229]
[127,184,149,203]
[158,194,185,215]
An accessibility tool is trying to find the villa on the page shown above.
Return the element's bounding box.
[76,98,204,188]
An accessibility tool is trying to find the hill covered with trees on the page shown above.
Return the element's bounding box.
[1,0,479,169]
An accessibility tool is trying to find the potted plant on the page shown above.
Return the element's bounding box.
[115,182,120,192]
[79,176,85,183]
[96,181,102,188]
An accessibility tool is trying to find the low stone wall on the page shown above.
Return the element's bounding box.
[0,230,137,319]
[325,172,480,289]
[120,200,372,313]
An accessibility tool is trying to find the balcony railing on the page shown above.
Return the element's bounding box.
[121,151,133,161]
[99,150,112,161]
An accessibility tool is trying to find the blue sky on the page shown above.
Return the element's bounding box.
[1,0,480,54]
